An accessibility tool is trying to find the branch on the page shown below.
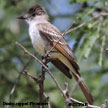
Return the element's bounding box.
[70,79,82,97]
[64,82,73,108]
[44,93,51,108]
[64,12,108,35]
[70,82,78,97]
[22,70,40,82]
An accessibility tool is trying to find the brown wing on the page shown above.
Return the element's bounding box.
[38,23,79,72]
[51,59,72,79]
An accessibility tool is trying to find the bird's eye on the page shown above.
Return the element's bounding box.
[32,13,35,16]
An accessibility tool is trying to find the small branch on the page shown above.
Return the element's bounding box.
[64,20,89,35]
[63,17,78,36]
[70,79,81,97]
[64,82,73,108]
[44,93,51,108]
[22,70,40,82]
[64,12,108,35]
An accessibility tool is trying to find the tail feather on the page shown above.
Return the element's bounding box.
[72,72,94,105]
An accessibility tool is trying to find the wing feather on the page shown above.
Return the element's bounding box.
[38,23,79,71]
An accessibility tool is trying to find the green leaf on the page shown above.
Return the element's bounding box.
[78,21,101,61]
[76,0,94,3]
[98,36,105,66]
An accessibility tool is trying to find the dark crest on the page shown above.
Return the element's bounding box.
[28,5,46,16]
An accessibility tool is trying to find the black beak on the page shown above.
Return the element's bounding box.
[17,13,31,20]
[17,15,26,19]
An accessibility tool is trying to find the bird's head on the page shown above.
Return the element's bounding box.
[17,5,49,24]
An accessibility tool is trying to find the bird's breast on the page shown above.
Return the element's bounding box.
[29,24,47,55]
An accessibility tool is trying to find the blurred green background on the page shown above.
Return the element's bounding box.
[0,0,108,108]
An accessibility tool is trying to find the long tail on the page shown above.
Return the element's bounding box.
[72,71,94,105]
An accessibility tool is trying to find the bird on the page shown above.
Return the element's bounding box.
[18,4,93,104]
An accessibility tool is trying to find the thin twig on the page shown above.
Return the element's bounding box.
[7,57,33,108]
[64,82,73,108]
[63,17,79,35]
[64,12,108,35]
[22,70,40,82]
[70,79,82,97]
[70,82,78,97]
[44,93,51,108]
